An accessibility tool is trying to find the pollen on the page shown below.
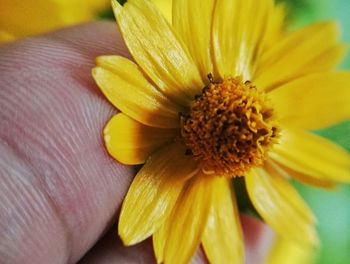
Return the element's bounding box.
[181,76,279,177]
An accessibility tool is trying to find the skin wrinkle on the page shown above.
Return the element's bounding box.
[0,22,134,263]
[0,54,75,264]
[0,140,68,264]
[1,107,82,258]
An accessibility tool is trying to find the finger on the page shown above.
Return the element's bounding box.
[0,21,134,264]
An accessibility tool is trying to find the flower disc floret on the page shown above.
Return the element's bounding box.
[181,77,279,177]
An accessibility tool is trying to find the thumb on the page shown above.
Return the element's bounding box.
[0,21,134,263]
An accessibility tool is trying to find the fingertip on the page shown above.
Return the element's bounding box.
[0,21,135,263]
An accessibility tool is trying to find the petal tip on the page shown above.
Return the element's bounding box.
[91,67,97,78]
[118,229,133,246]
[118,218,144,246]
[95,55,107,66]
[91,67,103,82]
[118,226,152,247]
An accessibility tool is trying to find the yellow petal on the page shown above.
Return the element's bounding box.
[266,160,336,189]
[83,0,110,12]
[266,237,317,264]
[112,0,203,106]
[0,0,108,40]
[163,174,213,264]
[202,178,244,264]
[152,0,172,23]
[260,4,287,52]
[269,72,350,129]
[93,55,181,128]
[0,31,15,42]
[153,222,167,264]
[246,168,318,246]
[118,143,199,245]
[270,127,350,183]
[255,22,346,91]
[104,114,177,165]
[0,0,64,38]
[173,0,215,81]
[213,0,273,80]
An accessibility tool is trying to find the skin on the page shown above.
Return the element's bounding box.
[0,21,273,264]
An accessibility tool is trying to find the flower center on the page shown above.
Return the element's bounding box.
[180,76,279,177]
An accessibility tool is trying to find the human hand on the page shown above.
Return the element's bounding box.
[0,22,273,264]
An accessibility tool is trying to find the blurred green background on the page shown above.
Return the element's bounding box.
[279,1,350,263]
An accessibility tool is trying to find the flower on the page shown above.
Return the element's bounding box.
[92,0,350,263]
[0,0,109,42]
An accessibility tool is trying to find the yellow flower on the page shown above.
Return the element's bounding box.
[0,0,109,42]
[92,0,350,263]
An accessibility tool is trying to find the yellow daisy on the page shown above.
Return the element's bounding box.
[0,0,109,42]
[92,0,350,263]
